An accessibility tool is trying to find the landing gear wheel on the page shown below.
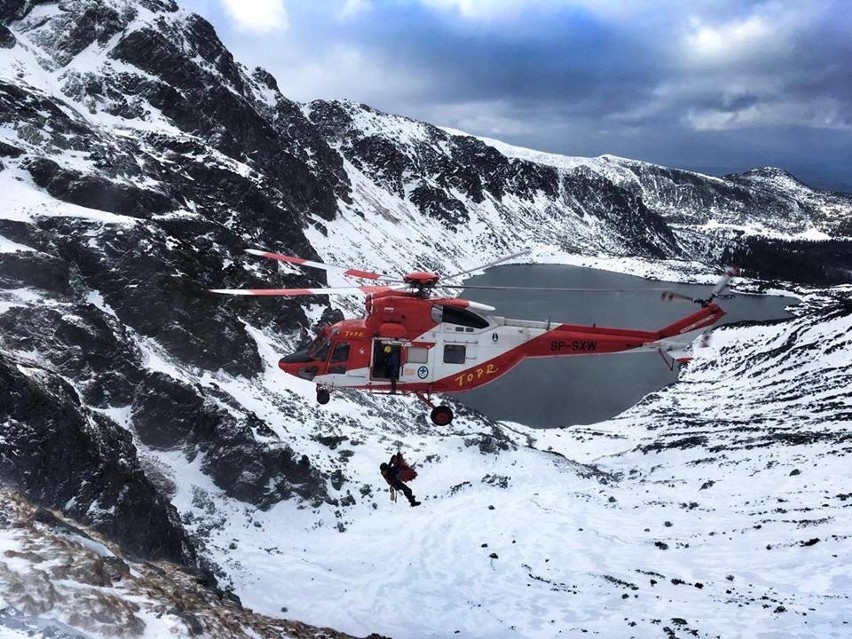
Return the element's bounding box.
[316,389,331,405]
[430,405,454,426]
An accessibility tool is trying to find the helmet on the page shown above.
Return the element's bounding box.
[383,345,392,353]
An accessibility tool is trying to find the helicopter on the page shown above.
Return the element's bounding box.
[210,249,734,425]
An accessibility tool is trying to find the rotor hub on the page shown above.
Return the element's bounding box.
[403,271,440,286]
[403,271,440,296]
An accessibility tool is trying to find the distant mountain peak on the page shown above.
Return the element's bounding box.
[728,166,800,181]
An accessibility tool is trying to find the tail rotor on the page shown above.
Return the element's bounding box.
[701,266,738,307]
[661,267,738,307]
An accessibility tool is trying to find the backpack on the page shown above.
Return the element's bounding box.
[391,453,417,482]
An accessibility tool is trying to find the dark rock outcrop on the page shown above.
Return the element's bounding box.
[24,157,173,217]
[0,352,199,569]
[130,371,329,507]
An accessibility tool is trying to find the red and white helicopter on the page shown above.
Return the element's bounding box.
[211,249,734,425]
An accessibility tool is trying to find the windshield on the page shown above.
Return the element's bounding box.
[306,335,332,360]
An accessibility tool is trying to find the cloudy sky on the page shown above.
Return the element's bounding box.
[177,0,852,190]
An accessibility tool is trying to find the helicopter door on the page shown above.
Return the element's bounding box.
[443,324,479,364]
[371,340,402,380]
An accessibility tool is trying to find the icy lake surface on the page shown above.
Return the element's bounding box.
[459,264,796,427]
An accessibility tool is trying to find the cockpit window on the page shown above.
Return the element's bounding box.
[307,335,332,361]
[331,342,350,362]
[436,305,489,329]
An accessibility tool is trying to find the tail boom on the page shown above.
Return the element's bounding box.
[525,302,725,357]
[656,302,725,339]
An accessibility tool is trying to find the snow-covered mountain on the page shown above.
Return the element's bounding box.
[1,1,851,637]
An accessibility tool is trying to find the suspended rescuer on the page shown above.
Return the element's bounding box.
[380,451,421,507]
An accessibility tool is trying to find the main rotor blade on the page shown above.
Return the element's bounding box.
[209,285,394,297]
[441,249,530,282]
[246,249,403,283]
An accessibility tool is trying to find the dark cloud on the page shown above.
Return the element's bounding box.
[294,3,666,110]
[180,0,852,190]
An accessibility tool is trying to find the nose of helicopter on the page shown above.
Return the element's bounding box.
[280,349,313,364]
[279,351,319,380]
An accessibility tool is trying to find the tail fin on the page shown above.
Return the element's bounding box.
[658,303,725,339]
